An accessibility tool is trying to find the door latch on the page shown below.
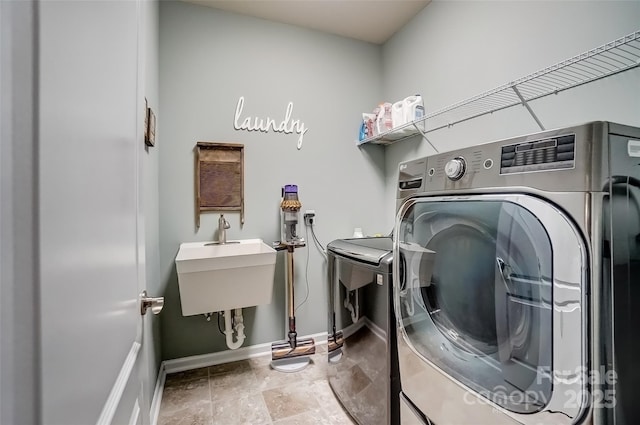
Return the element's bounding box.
[140,290,164,315]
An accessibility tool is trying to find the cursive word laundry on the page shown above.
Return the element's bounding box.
[233,96,308,150]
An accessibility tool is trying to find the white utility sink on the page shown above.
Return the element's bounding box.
[175,239,277,316]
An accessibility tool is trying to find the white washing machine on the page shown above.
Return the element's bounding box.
[393,122,640,425]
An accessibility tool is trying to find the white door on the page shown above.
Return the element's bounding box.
[38,1,154,424]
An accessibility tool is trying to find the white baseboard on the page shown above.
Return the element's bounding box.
[364,317,387,341]
[150,331,329,424]
[149,363,166,425]
[340,316,388,342]
[340,317,366,339]
[163,331,327,374]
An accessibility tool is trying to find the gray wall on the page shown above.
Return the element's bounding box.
[158,0,640,362]
[381,1,640,226]
[159,1,386,360]
[142,0,162,405]
[0,1,38,423]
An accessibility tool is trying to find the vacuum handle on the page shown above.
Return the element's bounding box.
[287,250,295,319]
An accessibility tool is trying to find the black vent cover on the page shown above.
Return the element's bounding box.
[500,134,575,174]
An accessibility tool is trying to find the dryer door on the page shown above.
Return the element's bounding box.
[394,194,587,424]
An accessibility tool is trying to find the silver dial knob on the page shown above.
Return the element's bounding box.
[444,157,466,180]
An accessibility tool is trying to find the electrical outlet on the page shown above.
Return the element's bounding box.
[303,210,315,226]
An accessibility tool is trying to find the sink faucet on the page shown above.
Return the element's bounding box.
[218,214,231,244]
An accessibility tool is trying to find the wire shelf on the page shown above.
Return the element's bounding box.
[359,30,640,147]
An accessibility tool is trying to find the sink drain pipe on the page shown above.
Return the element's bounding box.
[344,287,359,324]
[223,308,245,350]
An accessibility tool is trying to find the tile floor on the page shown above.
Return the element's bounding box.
[158,344,357,425]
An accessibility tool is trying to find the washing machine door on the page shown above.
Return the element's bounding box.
[394,194,588,424]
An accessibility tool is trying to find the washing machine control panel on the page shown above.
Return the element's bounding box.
[398,123,610,195]
[444,157,466,180]
[425,147,500,190]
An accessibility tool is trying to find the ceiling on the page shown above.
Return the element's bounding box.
[181,0,431,45]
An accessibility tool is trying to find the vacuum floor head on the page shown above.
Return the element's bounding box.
[271,337,316,373]
[271,337,316,361]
